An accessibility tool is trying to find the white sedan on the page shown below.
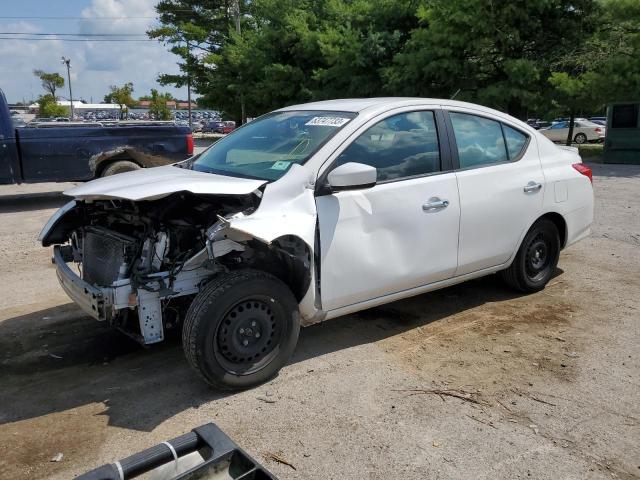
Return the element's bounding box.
[40,98,594,389]
[540,119,606,144]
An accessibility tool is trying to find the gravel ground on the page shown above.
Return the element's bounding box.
[0,163,638,480]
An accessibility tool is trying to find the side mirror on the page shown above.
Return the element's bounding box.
[327,162,377,191]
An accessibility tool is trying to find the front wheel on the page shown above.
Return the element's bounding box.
[183,269,300,390]
[500,219,560,293]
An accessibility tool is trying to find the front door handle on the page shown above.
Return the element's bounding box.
[422,198,449,212]
[523,181,542,193]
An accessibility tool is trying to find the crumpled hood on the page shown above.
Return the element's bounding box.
[65,165,267,201]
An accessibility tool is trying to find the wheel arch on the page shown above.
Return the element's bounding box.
[219,233,313,304]
[537,212,568,249]
[94,153,143,177]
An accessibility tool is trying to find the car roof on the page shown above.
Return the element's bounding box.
[278,97,502,114]
[277,97,534,132]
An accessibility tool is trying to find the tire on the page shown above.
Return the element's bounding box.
[101,160,141,177]
[500,219,560,293]
[183,269,300,390]
[574,132,587,144]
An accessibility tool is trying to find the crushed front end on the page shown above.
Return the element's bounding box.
[41,192,260,344]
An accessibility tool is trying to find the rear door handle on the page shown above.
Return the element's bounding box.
[523,181,542,193]
[422,198,449,212]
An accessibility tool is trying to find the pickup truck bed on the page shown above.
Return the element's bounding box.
[0,89,193,184]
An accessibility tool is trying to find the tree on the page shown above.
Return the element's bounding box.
[384,0,598,117]
[546,0,640,143]
[33,70,65,98]
[148,1,242,113]
[104,82,135,119]
[37,94,68,118]
[148,89,173,120]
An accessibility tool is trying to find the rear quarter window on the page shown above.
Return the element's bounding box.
[502,125,528,160]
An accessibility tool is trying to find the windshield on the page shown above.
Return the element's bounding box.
[191,110,356,181]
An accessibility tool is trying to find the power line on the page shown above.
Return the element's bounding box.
[0,12,196,20]
[0,36,157,42]
[0,32,148,37]
[0,15,158,20]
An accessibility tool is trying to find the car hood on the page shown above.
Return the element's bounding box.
[65,165,267,201]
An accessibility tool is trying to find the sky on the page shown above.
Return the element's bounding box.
[0,0,186,104]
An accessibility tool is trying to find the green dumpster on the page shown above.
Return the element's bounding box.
[604,102,640,164]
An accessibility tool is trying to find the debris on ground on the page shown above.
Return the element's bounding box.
[50,453,63,462]
[48,353,63,359]
[394,388,488,405]
[256,396,277,404]
[529,424,539,435]
[511,388,557,406]
[466,414,497,429]
[263,451,296,470]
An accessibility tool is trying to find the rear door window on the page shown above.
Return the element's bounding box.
[450,113,508,168]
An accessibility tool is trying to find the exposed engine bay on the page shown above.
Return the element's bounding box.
[45,191,311,345]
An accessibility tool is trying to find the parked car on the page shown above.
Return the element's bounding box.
[540,119,605,144]
[525,119,552,130]
[202,120,224,133]
[0,89,194,184]
[40,98,594,389]
[221,120,236,134]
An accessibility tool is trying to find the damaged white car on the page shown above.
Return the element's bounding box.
[40,98,594,389]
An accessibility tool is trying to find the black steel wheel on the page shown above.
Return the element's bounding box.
[501,219,560,293]
[215,296,283,375]
[183,269,299,390]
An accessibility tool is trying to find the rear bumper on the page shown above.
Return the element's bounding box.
[53,245,108,321]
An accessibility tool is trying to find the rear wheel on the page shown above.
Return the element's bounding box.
[501,219,560,293]
[101,160,140,177]
[574,132,587,144]
[183,269,300,390]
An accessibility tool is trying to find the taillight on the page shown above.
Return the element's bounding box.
[595,127,601,133]
[186,133,194,155]
[572,163,592,183]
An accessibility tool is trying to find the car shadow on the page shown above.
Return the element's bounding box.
[0,191,70,214]
[0,272,559,432]
[588,162,640,179]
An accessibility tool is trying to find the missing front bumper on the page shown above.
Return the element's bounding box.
[53,245,108,321]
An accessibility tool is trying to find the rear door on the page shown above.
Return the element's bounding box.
[316,108,460,311]
[444,109,544,275]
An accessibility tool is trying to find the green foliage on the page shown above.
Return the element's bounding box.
[33,70,65,98]
[37,94,68,118]
[148,89,173,120]
[151,0,639,121]
[104,82,135,119]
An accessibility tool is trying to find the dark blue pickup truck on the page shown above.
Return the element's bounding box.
[0,89,193,184]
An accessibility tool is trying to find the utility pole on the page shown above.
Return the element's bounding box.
[186,40,192,128]
[61,57,74,120]
[234,0,245,125]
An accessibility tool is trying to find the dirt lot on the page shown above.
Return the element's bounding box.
[0,163,638,480]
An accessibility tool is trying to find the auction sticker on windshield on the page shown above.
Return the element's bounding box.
[270,160,292,170]
[305,116,351,127]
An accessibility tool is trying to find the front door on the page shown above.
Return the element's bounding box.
[316,109,460,312]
